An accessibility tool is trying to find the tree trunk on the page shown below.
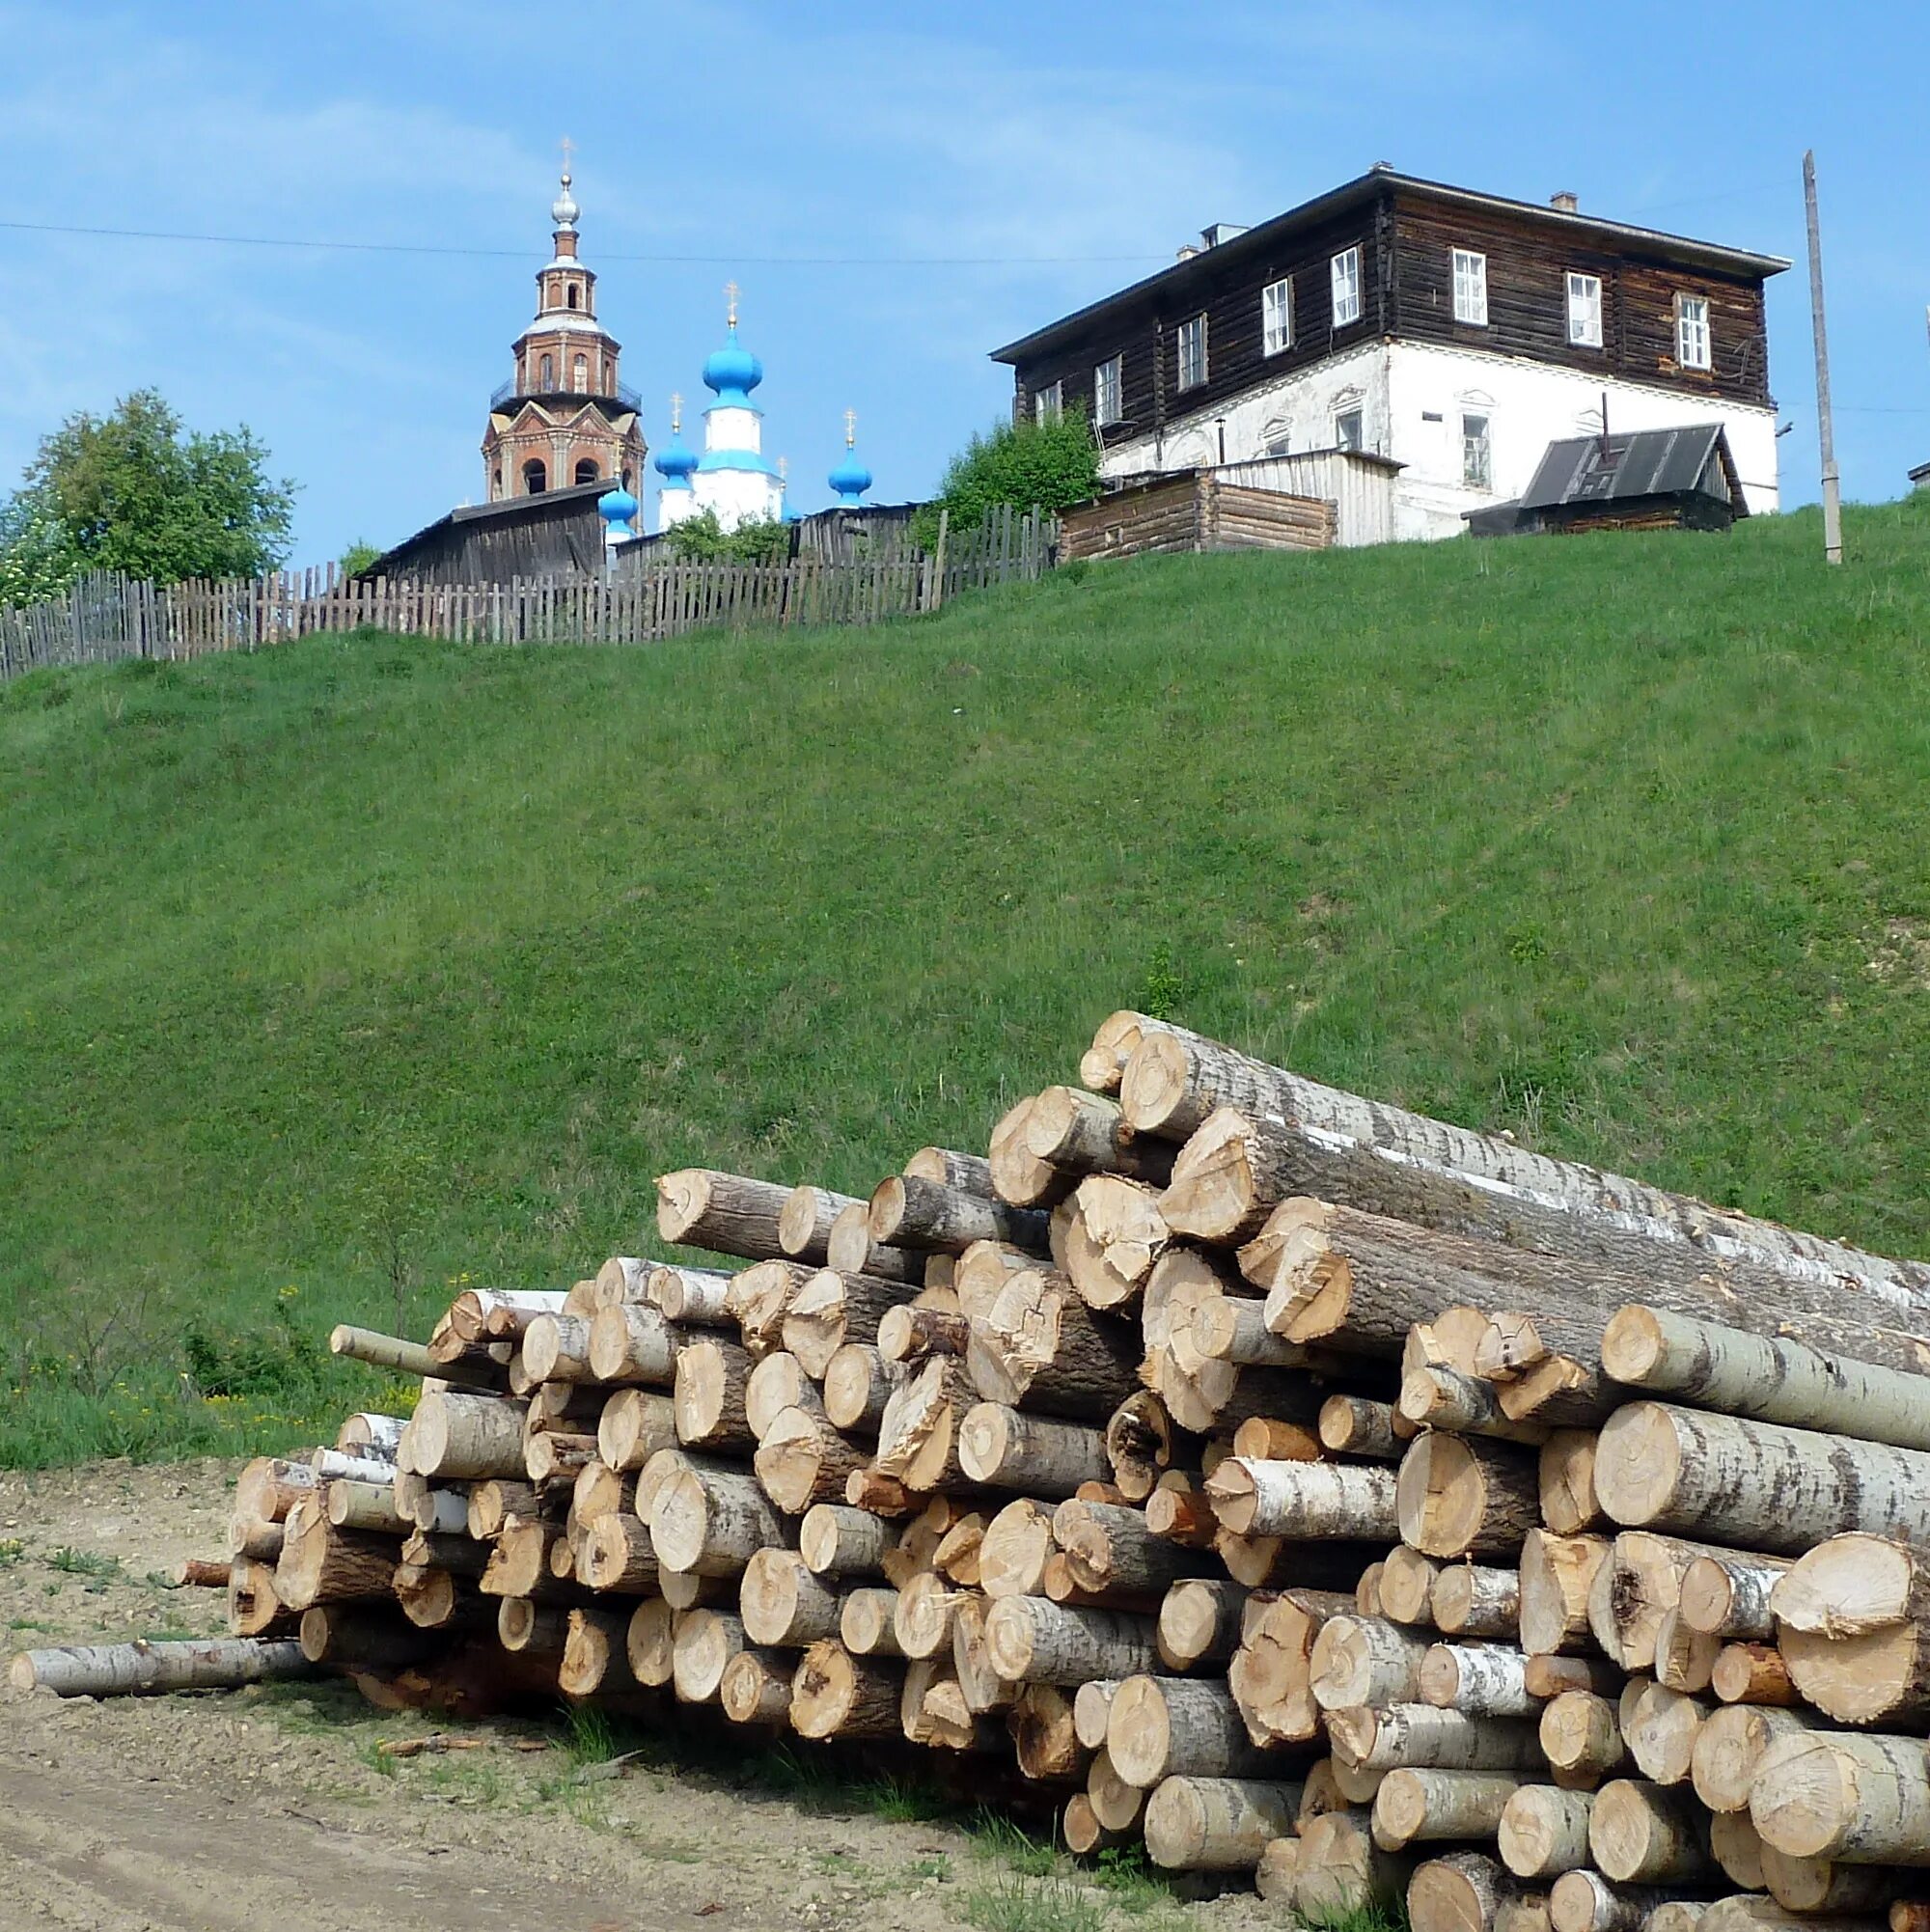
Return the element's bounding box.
[1537,1689,1625,1781]
[788,1639,902,1739]
[1062,1175,1171,1311]
[11,1634,313,1698]
[1498,1786,1593,1879]
[798,1502,890,1579]
[744,1352,818,1440]
[1378,1545,1441,1626]
[1141,1775,1304,1870]
[1406,1851,1530,1932]
[1651,1610,1720,1696]
[1587,1779,1714,1884]
[1519,1531,1610,1656]
[837,1587,900,1657]
[958,1403,1110,1496]
[966,1268,1143,1421]
[987,1099,1076,1211]
[558,1604,632,1697]
[480,1519,560,1599]
[1597,1402,1930,1554]
[1374,1769,1524,1850]
[655,1168,794,1258]
[1005,1679,1084,1778]
[274,1504,398,1612]
[1602,1304,1930,1451]
[868,1175,1047,1256]
[1758,1843,1901,1914]
[670,1607,744,1704]
[1677,1550,1791,1641]
[1156,1579,1247,1670]
[779,1185,862,1263]
[335,1413,406,1459]
[749,1406,862,1514]
[1062,1792,1133,1857]
[878,1304,970,1366]
[325,1478,410,1535]
[1321,1395,1406,1461]
[593,1389,676,1474]
[1420,1643,1537,1719]
[408,1393,530,1480]
[672,1337,756,1451]
[584,1304,680,1388]
[1772,1533,1930,1726]
[890,1570,969,1660]
[1205,1457,1399,1540]
[1710,1641,1797,1708]
[1106,1675,1278,1787]
[649,1465,784,1577]
[782,1271,912,1379]
[1537,1432,1602,1537]
[1310,1615,1433,1710]
[330,1324,496,1388]
[574,1513,659,1595]
[718,1645,794,1726]
[1028,1084,1176,1185]
[982,1597,1159,1685]
[1161,1107,1313,1245]
[1433,1564,1520,1641]
[1622,1681,1709,1786]
[648,1264,736,1327]
[821,1343,900,1437]
[1070,1678,1125,1751]
[524,1430,597,1485]
[1396,1432,1541,1561]
[823,1201,922,1285]
[1547,1869,1702,1932]
[519,1312,597,1385]
[1052,1500,1197,1597]
[1327,1704,1543,1776]
[1105,1391,1182,1503]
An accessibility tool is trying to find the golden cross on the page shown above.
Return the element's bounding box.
[843,407,858,449]
[724,280,740,327]
[560,134,575,181]
[670,391,682,432]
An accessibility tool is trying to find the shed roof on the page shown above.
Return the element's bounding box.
[1518,424,1744,513]
[362,481,611,578]
[991,166,1790,364]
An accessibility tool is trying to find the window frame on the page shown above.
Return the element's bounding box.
[1451,248,1489,326]
[1093,354,1123,425]
[1176,313,1209,392]
[1331,247,1363,328]
[1034,378,1063,425]
[1566,271,1604,348]
[1461,411,1494,490]
[1262,276,1294,356]
[1334,406,1365,453]
[1676,293,1712,371]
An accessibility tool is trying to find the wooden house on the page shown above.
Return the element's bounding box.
[1474,424,1747,536]
[992,167,1788,542]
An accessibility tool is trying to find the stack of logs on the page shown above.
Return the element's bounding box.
[201,1014,1930,1932]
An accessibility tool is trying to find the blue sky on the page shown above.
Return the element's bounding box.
[1,2,1922,565]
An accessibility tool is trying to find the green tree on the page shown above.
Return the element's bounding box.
[339,539,383,578]
[20,389,296,587]
[663,507,789,564]
[0,487,80,605]
[918,409,1101,546]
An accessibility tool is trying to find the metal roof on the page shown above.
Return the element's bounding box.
[991,166,1790,364]
[1519,424,1736,511]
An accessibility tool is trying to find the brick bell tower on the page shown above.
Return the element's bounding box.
[482,144,647,502]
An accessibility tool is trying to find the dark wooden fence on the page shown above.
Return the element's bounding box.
[0,506,1058,683]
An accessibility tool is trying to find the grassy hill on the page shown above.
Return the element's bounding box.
[6,499,1930,1467]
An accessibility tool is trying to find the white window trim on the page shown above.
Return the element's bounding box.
[1335,406,1365,453]
[1461,410,1493,490]
[1034,379,1062,425]
[1093,355,1122,425]
[1176,313,1208,391]
[1262,276,1294,355]
[1452,248,1489,326]
[1331,247,1362,327]
[1676,294,1712,371]
[1566,271,1604,348]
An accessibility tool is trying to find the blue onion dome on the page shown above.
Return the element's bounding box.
[654,437,698,484]
[597,484,639,524]
[829,452,872,505]
[703,321,764,404]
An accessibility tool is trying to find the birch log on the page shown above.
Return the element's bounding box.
[1405,1852,1526,1932]
[10,1637,313,1697]
[1328,1704,1543,1776]
[1677,1551,1791,1642]
[1396,1433,1541,1560]
[1586,1780,1713,1884]
[1105,1675,1277,1786]
[783,1270,913,1379]
[983,1598,1160,1686]
[649,1264,735,1327]
[1498,1786,1594,1879]
[1141,1775,1304,1870]
[1026,1084,1175,1186]
[1751,1730,1930,1864]
[958,1404,1110,1497]
[649,1466,784,1577]
[1690,1702,1820,1813]
[1772,1533,1930,1726]
[825,1201,924,1286]
[1205,1458,1399,1540]
[1432,1564,1521,1640]
[1539,1691,1626,1782]
[1374,1769,1524,1850]
[1310,1615,1433,1710]
[779,1185,862,1265]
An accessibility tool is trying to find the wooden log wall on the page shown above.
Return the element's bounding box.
[24,1014,1930,1928]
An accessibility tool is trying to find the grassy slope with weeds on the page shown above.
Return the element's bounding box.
[5,499,1930,1463]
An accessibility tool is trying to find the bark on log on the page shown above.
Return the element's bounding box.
[1498,1786,1594,1879]
[1105,1675,1277,1787]
[822,1344,899,1436]
[1161,1107,1313,1245]
[783,1271,913,1379]
[1205,1457,1399,1540]
[1752,1728,1930,1864]
[868,1175,1047,1256]
[648,1265,735,1327]
[1596,1402,1930,1554]
[325,1478,410,1535]
[1433,1564,1521,1641]
[1053,1500,1198,1598]
[1772,1534,1930,1726]
[594,1389,677,1475]
[1310,1615,1434,1711]
[1405,1851,1527,1932]
[1759,1843,1902,1914]
[1157,1579,1247,1670]
[274,1506,398,1612]
[497,1597,569,1657]
[1587,1780,1713,1884]
[524,1430,597,1485]
[1397,1432,1542,1562]
[720,1646,795,1726]
[655,1169,794,1259]
[330,1324,495,1388]
[408,1393,530,1479]
[1602,1305,1930,1451]
[1328,1704,1543,1776]
[982,1597,1160,1686]
[576,1514,660,1595]
[1421,1643,1538,1720]
[649,1465,784,1577]
[586,1304,680,1388]
[1547,1869,1706,1932]
[966,1268,1144,1421]
[1062,1175,1171,1311]
[1142,1775,1304,1870]
[296,1605,434,1670]
[825,1201,924,1286]
[1539,1691,1627,1782]
[878,1304,970,1365]
[1375,1768,1525,1850]
[753,1406,867,1515]
[10,1636,313,1697]
[1321,1395,1406,1461]
[799,1503,891,1579]
[779,1185,863,1264]
[789,1639,902,1740]
[1678,1551,1790,1642]
[1027,1085,1176,1186]
[520,1313,597,1385]
[958,1404,1110,1497]
[1295,1808,1415,1918]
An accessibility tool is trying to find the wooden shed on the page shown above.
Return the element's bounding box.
[1061,471,1335,563]
[1482,424,1747,537]
[362,481,612,586]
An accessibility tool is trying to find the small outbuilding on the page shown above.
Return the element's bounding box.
[361,480,612,585]
[1475,425,1747,537]
[1910,460,1930,492]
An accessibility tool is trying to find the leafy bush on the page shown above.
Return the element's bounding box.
[917,410,1101,547]
[664,509,789,564]
[182,1291,322,1404]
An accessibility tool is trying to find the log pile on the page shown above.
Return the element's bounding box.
[45,1012,1930,1929]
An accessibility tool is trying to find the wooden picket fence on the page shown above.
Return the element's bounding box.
[0,506,1058,683]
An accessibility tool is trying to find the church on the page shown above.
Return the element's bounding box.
[481,157,875,539]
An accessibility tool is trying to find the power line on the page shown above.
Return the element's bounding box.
[0,215,1163,268]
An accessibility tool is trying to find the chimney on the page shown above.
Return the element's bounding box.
[1551,191,1580,213]
[1175,243,1200,262]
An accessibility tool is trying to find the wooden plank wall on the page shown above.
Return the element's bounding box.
[0,508,1061,683]
[1061,475,1334,562]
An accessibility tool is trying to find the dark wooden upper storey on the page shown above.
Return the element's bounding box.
[991,170,1788,446]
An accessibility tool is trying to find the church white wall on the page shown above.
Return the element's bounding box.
[693,468,784,531]
[1097,339,1779,545]
[705,405,764,453]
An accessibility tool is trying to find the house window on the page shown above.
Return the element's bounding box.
[574,457,599,485]
[567,283,579,310]
[1676,294,1712,370]
[573,353,588,392]
[1567,272,1604,347]
[1263,418,1290,455]
[1034,379,1062,425]
[1462,412,1493,489]
[1452,249,1488,326]
[1177,314,1208,390]
[1093,355,1122,425]
[1262,277,1294,354]
[1335,407,1365,453]
[523,458,547,494]
[539,353,555,389]
[1331,248,1362,327]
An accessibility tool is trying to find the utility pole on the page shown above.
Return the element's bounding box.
[1804,150,1844,565]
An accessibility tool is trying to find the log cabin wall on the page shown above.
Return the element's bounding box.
[1060,473,1335,561]
[1386,192,1771,407]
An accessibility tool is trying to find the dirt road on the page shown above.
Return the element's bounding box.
[0,1462,1254,1932]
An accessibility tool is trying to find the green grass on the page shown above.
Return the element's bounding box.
[6,500,1930,1462]
[962,1872,1110,1932]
